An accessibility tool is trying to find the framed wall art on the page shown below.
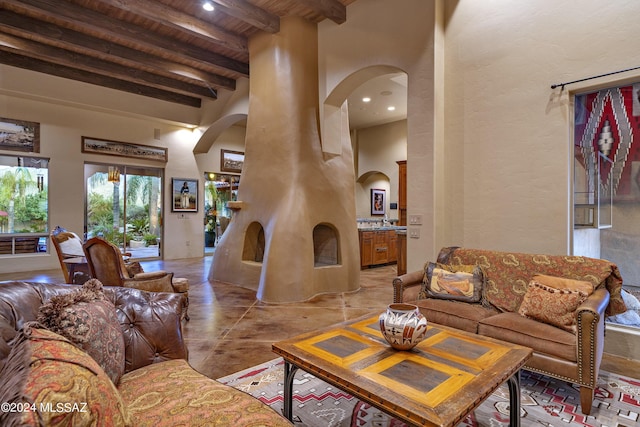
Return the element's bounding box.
[371,189,385,215]
[172,178,198,212]
[0,117,40,153]
[82,136,168,162]
[220,149,244,173]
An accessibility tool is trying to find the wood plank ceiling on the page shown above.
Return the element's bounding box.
[0,0,356,107]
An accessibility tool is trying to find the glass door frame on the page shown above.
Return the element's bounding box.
[84,162,164,260]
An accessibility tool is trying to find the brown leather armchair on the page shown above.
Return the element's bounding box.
[82,237,189,320]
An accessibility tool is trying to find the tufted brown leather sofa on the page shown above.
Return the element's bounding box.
[0,282,187,369]
[0,281,292,426]
[392,247,627,416]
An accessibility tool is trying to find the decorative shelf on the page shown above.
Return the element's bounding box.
[226,201,244,211]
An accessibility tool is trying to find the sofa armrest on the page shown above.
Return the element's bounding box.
[105,287,188,373]
[577,287,610,318]
[575,287,610,390]
[392,270,424,303]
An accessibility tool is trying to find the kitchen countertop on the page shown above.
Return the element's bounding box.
[358,225,407,231]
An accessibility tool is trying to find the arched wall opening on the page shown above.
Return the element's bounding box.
[193,114,247,154]
[324,65,407,224]
[356,171,391,219]
[194,113,248,256]
[323,65,407,155]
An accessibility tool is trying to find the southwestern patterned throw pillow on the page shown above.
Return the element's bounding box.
[419,262,485,303]
[518,280,588,332]
[38,279,125,385]
[0,324,131,426]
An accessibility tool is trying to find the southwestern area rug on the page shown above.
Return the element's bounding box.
[217,358,640,427]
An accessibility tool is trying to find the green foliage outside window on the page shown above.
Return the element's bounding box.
[0,156,48,234]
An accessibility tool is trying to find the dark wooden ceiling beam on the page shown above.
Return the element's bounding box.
[211,0,280,33]
[3,0,249,77]
[0,51,202,107]
[98,0,247,52]
[0,9,235,91]
[297,0,347,24]
[0,32,218,100]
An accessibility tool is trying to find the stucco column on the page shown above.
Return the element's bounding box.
[209,17,360,302]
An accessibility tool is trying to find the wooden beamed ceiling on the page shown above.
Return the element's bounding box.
[0,0,355,107]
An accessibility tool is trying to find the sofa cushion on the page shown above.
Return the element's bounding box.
[532,274,594,295]
[518,281,587,332]
[37,278,125,385]
[419,263,484,304]
[478,312,577,362]
[413,299,499,333]
[0,324,131,426]
[117,358,292,427]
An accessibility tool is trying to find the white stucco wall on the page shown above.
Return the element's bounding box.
[443,0,640,257]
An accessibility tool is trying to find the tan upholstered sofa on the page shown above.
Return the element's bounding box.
[0,281,291,426]
[392,247,627,415]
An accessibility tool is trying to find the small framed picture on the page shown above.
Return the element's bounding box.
[0,117,40,153]
[172,178,198,212]
[371,189,385,215]
[220,149,244,173]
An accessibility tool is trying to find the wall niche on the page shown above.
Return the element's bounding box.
[242,222,265,263]
[313,223,339,267]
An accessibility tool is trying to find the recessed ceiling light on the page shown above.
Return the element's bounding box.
[362,97,371,103]
[203,2,215,11]
[380,90,392,96]
[387,106,396,111]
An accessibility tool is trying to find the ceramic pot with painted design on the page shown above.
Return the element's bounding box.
[379,303,427,350]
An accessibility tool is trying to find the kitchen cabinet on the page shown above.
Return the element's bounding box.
[359,229,399,268]
[360,231,373,268]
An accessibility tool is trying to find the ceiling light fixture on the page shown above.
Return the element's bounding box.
[387,106,396,111]
[362,97,371,103]
[202,2,214,11]
[108,166,121,183]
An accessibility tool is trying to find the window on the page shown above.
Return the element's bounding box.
[0,155,49,254]
[572,83,640,327]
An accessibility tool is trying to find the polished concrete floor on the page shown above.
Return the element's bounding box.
[1,256,639,381]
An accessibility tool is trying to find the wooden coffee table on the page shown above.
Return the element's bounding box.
[272,314,532,427]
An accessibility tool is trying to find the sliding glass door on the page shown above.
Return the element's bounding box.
[84,163,163,259]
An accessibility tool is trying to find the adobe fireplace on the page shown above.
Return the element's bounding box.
[209,17,360,302]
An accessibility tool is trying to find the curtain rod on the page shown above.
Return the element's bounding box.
[551,66,640,90]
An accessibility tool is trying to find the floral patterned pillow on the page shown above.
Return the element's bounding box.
[0,324,131,426]
[38,279,125,385]
[518,280,588,332]
[419,263,484,303]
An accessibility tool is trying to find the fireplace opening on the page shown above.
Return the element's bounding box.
[313,223,340,267]
[242,221,265,263]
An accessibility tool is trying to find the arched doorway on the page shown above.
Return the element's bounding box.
[324,66,407,226]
